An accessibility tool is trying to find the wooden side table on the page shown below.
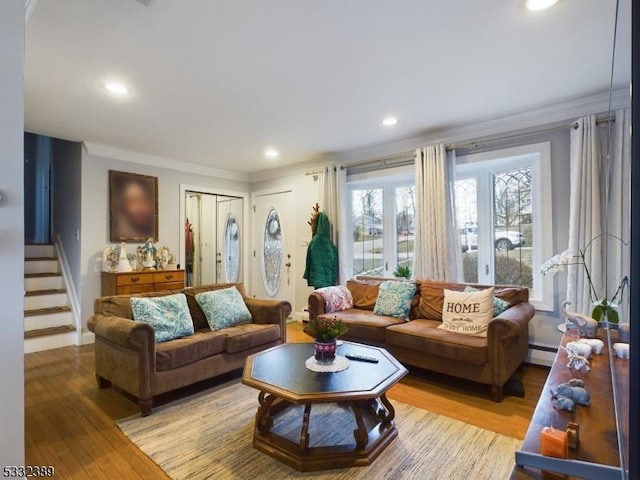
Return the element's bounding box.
[101,270,185,296]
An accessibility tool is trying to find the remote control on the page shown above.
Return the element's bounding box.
[345,354,379,363]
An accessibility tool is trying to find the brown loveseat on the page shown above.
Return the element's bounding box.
[88,283,291,415]
[308,278,535,402]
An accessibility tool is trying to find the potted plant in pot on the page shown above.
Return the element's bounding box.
[304,316,348,365]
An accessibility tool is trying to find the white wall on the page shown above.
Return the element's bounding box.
[79,149,250,331]
[0,0,25,467]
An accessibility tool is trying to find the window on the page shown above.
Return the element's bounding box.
[349,180,415,277]
[455,142,553,310]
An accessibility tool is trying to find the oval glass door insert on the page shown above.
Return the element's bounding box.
[262,208,282,296]
[224,213,240,283]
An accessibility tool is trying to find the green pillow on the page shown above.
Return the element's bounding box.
[195,287,252,331]
[373,281,416,320]
[464,286,511,316]
[131,293,195,343]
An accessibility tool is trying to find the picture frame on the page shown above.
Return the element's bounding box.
[109,170,158,242]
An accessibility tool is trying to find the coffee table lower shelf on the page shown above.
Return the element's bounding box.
[252,392,398,472]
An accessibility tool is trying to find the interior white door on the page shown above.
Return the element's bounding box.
[252,190,294,306]
[217,197,243,283]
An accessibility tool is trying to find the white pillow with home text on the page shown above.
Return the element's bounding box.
[439,287,495,337]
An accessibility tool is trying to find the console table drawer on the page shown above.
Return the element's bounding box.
[153,271,185,284]
[118,284,155,295]
[116,273,154,287]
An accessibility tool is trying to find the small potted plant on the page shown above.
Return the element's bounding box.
[304,316,348,365]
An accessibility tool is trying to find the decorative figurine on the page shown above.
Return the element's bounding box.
[564,346,591,372]
[566,341,592,359]
[117,242,132,272]
[562,301,598,338]
[613,342,630,359]
[551,395,575,412]
[102,245,119,272]
[552,383,591,406]
[577,338,604,354]
[142,238,156,270]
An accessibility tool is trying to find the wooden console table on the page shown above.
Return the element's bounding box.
[101,270,185,296]
[513,328,628,479]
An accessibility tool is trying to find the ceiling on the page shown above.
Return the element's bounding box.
[24,0,630,174]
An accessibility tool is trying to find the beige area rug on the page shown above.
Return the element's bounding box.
[117,382,520,480]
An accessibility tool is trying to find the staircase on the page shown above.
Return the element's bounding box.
[24,244,77,353]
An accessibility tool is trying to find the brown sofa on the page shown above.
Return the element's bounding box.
[88,283,291,415]
[308,278,535,401]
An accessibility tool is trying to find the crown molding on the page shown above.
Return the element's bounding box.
[83,142,251,183]
[249,156,334,184]
[314,88,631,166]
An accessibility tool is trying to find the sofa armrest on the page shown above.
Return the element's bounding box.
[245,298,292,342]
[487,302,535,342]
[307,292,326,320]
[88,314,156,350]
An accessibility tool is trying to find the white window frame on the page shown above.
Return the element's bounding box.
[456,142,554,311]
[347,170,414,278]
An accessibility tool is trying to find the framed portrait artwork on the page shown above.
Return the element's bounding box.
[109,170,159,242]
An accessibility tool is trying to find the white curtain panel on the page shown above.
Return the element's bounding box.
[414,145,462,281]
[603,108,631,319]
[567,115,604,314]
[320,164,350,283]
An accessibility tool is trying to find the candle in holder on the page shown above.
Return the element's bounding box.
[540,426,568,458]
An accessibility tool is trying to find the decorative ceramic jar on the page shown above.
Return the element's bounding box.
[314,340,337,365]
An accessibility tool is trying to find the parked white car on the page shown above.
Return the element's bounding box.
[460,225,526,252]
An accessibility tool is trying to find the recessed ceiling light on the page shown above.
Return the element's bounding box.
[264,148,279,159]
[525,0,560,11]
[382,117,398,127]
[104,82,129,96]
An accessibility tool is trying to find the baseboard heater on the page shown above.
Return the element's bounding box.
[526,343,558,367]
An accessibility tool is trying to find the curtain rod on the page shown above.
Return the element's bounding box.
[340,116,616,171]
[447,117,615,151]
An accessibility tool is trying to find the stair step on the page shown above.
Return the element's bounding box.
[25,272,61,278]
[25,288,66,297]
[24,259,60,275]
[25,244,55,258]
[24,325,76,339]
[24,306,71,317]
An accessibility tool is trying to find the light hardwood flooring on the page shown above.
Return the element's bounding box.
[25,323,548,479]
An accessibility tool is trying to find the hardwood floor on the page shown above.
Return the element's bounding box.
[25,323,548,478]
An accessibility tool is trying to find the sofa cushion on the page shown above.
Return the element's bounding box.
[315,285,354,313]
[224,323,281,354]
[183,283,249,331]
[320,309,405,342]
[440,287,495,337]
[386,319,488,365]
[131,293,195,343]
[155,330,228,371]
[195,287,252,331]
[465,285,511,316]
[416,280,528,321]
[346,279,381,311]
[374,281,417,320]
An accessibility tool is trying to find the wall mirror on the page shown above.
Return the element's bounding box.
[184,191,244,287]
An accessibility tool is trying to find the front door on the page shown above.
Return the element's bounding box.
[252,190,294,307]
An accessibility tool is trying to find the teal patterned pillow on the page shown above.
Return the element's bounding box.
[373,281,416,320]
[195,287,252,331]
[464,286,511,316]
[131,293,195,343]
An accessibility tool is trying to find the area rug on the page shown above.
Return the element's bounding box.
[117,382,520,480]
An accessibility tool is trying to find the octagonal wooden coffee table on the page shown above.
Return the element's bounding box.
[242,341,408,471]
